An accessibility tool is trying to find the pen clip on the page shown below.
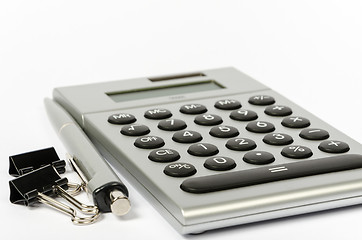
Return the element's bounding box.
[66,154,88,191]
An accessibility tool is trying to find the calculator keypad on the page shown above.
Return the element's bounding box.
[106,93,354,191]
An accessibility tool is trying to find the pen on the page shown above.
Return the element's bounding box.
[44,98,131,216]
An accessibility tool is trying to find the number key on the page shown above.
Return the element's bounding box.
[172,130,202,143]
[188,143,219,157]
[194,114,223,126]
[263,133,293,146]
[246,121,275,133]
[204,156,236,171]
[158,119,187,131]
[230,109,258,121]
[225,138,257,151]
[209,125,239,138]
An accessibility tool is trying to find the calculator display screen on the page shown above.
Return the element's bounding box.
[107,81,224,102]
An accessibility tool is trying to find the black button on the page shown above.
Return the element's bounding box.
[181,154,362,193]
[318,140,350,154]
[204,157,236,171]
[144,108,172,119]
[209,125,239,138]
[214,99,241,110]
[194,114,223,126]
[134,136,165,149]
[108,113,136,125]
[281,145,313,159]
[188,143,219,157]
[148,149,180,163]
[264,105,292,117]
[248,95,275,105]
[164,162,197,177]
[263,133,293,146]
[180,104,207,114]
[299,128,329,140]
[172,130,202,143]
[243,151,275,165]
[246,121,275,133]
[281,116,311,128]
[158,119,187,131]
[230,109,258,121]
[121,124,150,136]
[225,138,257,151]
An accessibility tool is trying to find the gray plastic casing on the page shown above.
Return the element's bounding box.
[52,67,362,234]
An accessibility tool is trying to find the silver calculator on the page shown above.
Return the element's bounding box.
[51,67,362,234]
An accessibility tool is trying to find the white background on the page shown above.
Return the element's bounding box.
[1,1,362,239]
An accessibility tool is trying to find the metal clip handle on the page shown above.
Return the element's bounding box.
[37,184,100,225]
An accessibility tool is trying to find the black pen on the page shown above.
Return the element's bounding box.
[44,98,131,216]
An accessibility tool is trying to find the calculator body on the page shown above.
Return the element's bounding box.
[52,67,362,234]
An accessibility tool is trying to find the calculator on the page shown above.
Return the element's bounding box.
[51,67,362,234]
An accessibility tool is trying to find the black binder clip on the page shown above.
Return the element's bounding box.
[9,147,66,176]
[9,165,99,225]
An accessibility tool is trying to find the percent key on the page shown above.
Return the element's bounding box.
[281,145,313,159]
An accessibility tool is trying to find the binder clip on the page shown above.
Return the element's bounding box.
[9,165,100,225]
[9,147,66,176]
